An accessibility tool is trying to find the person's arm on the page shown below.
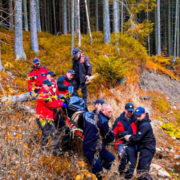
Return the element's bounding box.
[84,57,92,76]
[27,72,34,92]
[57,76,69,91]
[126,123,151,143]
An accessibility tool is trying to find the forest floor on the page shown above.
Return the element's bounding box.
[0,29,180,179]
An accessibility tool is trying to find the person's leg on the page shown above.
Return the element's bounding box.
[125,146,137,179]
[72,79,80,96]
[41,122,51,147]
[50,123,63,156]
[83,150,103,180]
[137,149,154,180]
[117,145,127,175]
[100,149,115,170]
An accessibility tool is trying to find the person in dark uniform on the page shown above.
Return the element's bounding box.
[125,107,156,180]
[72,48,92,108]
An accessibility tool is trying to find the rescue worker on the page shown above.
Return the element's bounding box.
[83,104,115,180]
[57,69,75,99]
[72,48,92,108]
[113,103,137,179]
[92,99,104,114]
[28,58,49,96]
[124,107,156,180]
[46,70,57,96]
[36,79,67,156]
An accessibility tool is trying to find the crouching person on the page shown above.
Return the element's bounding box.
[83,104,115,180]
[124,107,156,180]
[36,79,67,156]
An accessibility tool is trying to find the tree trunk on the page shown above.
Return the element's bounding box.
[77,0,81,47]
[63,0,67,34]
[0,40,3,72]
[71,0,75,55]
[120,1,124,32]
[113,0,119,33]
[95,0,99,31]
[14,0,26,60]
[168,0,172,56]
[36,0,41,32]
[103,0,110,43]
[44,0,47,31]
[177,0,179,57]
[9,0,13,29]
[67,0,71,32]
[157,0,161,55]
[23,0,28,31]
[84,0,93,43]
[173,0,179,62]
[52,0,57,34]
[30,0,39,53]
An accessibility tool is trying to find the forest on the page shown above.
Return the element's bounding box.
[0,0,180,59]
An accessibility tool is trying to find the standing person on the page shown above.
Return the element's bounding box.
[27,58,49,96]
[83,104,115,180]
[113,103,137,179]
[36,79,67,156]
[72,48,92,108]
[124,107,156,180]
[92,99,105,113]
[46,70,57,96]
[57,69,75,99]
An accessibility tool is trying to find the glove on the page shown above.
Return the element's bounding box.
[29,91,33,96]
[62,102,68,108]
[68,86,73,94]
[59,94,65,99]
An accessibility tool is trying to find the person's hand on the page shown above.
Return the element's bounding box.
[68,86,73,94]
[29,91,33,96]
[124,135,131,141]
[85,75,90,81]
[62,102,68,108]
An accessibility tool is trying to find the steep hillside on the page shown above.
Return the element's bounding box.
[0,29,180,179]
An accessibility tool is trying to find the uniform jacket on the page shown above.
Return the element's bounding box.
[73,55,92,83]
[129,113,156,153]
[50,78,57,96]
[113,112,137,150]
[27,66,49,92]
[57,74,74,96]
[36,87,63,120]
[83,111,114,152]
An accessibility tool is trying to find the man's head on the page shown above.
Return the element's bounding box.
[33,58,41,69]
[43,79,53,91]
[101,104,113,118]
[66,69,75,80]
[47,71,56,80]
[72,48,81,59]
[134,107,146,121]
[124,103,134,119]
[93,99,104,111]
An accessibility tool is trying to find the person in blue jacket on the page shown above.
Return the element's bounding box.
[72,48,92,107]
[83,104,115,180]
[125,107,156,180]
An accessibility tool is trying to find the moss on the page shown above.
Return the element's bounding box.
[161,123,180,139]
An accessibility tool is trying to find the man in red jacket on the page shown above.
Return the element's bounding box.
[36,79,67,156]
[27,58,49,96]
[113,103,137,179]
